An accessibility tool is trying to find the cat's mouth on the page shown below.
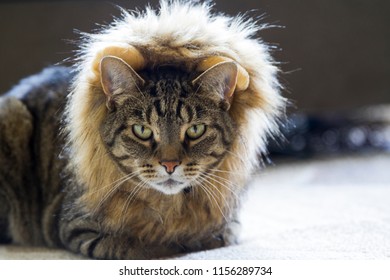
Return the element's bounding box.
[157,179,184,187]
[148,178,189,195]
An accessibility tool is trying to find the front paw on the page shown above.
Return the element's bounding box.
[197,220,242,250]
[142,243,186,259]
[222,220,241,246]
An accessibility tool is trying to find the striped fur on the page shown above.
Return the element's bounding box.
[0,1,285,259]
[0,67,70,246]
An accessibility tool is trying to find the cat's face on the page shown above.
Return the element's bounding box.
[99,56,238,195]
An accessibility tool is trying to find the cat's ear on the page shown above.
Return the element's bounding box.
[100,56,145,110]
[192,61,238,109]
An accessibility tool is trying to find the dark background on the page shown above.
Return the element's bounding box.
[0,0,389,113]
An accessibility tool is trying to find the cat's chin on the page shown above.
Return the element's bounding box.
[149,179,190,195]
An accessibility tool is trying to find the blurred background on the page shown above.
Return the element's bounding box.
[1,0,389,156]
[1,0,389,112]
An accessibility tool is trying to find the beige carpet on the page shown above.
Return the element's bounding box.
[1,153,390,259]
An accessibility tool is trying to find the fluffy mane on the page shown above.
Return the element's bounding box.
[65,0,285,241]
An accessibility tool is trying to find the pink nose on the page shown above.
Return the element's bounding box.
[160,161,181,174]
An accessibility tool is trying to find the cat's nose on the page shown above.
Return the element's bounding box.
[160,160,181,174]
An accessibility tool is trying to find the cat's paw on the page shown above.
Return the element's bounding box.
[221,220,241,246]
[203,235,225,250]
[142,243,186,259]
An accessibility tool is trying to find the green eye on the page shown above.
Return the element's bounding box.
[132,125,153,140]
[186,124,206,140]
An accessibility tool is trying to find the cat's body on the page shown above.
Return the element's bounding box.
[0,1,284,259]
[0,67,71,246]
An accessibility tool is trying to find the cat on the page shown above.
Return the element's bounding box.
[0,1,285,259]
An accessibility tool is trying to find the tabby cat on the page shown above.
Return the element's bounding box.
[0,1,284,259]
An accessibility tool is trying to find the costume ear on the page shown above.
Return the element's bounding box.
[192,61,238,107]
[196,56,249,91]
[100,56,145,110]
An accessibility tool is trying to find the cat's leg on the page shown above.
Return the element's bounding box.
[58,212,184,259]
[221,216,241,246]
[183,215,242,252]
[0,96,42,245]
[194,221,240,253]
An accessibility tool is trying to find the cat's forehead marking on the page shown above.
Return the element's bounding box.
[155,79,181,96]
[138,67,215,129]
[142,66,192,95]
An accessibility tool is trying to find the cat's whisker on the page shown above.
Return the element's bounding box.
[224,149,246,164]
[92,171,140,214]
[208,168,244,175]
[90,170,139,195]
[120,180,147,226]
[197,176,228,223]
[200,173,240,201]
[198,175,233,215]
[198,183,218,214]
[206,171,238,186]
[125,180,147,210]
[199,183,228,223]
[197,184,213,214]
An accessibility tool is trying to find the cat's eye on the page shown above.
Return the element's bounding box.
[132,125,153,140]
[186,124,206,140]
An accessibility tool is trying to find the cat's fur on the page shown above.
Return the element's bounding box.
[0,1,285,259]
